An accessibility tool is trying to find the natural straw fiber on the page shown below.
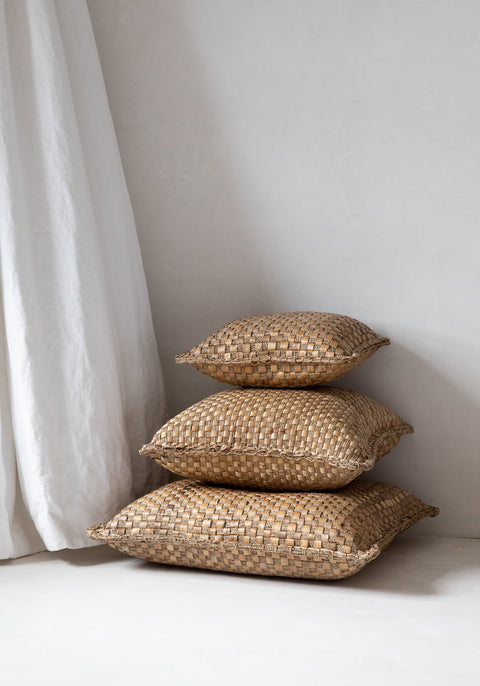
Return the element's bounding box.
[87,479,439,580]
[176,312,390,387]
[140,387,413,490]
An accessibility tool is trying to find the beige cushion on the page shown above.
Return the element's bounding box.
[140,387,413,490]
[176,312,390,386]
[87,479,438,580]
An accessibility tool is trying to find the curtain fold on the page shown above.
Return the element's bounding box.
[0,0,168,559]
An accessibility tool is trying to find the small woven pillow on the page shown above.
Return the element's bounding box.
[176,312,390,386]
[140,387,413,490]
[87,479,438,580]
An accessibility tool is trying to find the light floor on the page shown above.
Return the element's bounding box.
[1,535,479,686]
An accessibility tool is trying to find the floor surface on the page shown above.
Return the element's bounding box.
[1,535,479,685]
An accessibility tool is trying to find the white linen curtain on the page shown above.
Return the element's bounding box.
[0,0,168,559]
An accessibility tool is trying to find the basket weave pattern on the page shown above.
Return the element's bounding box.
[176,312,390,387]
[87,311,439,580]
[140,387,413,490]
[87,479,439,580]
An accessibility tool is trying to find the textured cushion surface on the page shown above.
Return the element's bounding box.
[140,387,413,490]
[87,479,438,580]
[176,312,390,386]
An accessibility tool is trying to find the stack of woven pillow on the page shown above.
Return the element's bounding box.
[88,312,438,580]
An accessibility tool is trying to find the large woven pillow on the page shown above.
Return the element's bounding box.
[176,312,390,387]
[140,387,413,490]
[87,479,438,580]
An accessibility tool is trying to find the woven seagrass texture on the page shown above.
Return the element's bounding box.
[87,479,439,580]
[140,387,413,490]
[176,312,390,387]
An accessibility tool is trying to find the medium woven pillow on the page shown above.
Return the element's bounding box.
[176,312,390,387]
[87,479,438,580]
[140,387,413,490]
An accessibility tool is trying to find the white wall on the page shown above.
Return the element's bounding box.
[88,0,480,538]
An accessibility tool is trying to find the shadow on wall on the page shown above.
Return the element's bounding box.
[335,336,480,538]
